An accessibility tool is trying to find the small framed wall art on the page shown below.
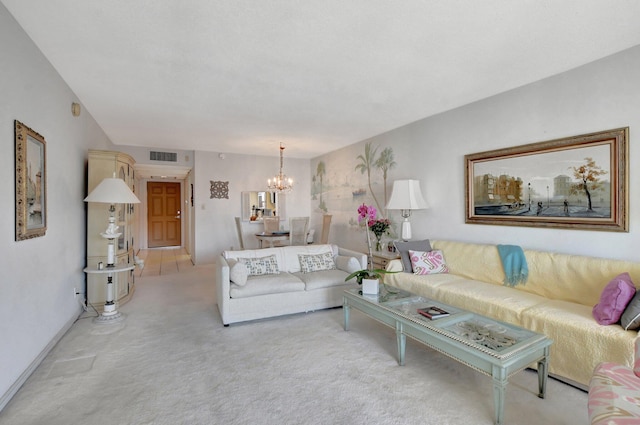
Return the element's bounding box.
[210,180,229,199]
[15,120,47,240]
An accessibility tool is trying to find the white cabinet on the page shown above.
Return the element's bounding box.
[86,150,137,309]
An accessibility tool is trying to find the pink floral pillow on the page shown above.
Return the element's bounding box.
[409,250,449,275]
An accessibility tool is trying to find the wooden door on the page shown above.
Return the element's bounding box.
[147,182,181,248]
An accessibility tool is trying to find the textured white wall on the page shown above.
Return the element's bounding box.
[0,4,114,407]
[313,45,640,262]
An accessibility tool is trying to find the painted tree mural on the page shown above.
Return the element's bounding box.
[354,142,383,215]
[569,157,607,211]
[354,142,397,217]
[316,161,327,212]
[375,147,396,206]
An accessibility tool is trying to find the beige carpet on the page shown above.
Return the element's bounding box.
[0,263,587,425]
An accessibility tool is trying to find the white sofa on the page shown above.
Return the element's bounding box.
[216,244,367,325]
[384,239,640,389]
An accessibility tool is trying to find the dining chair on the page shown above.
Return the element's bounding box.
[320,214,332,244]
[289,217,309,246]
[263,216,280,234]
[234,217,246,250]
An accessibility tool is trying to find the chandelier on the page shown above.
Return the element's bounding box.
[267,143,293,193]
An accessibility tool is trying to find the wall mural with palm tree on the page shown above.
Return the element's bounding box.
[311,141,399,245]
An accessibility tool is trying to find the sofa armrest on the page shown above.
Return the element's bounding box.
[337,247,368,270]
[215,255,231,325]
[387,259,404,272]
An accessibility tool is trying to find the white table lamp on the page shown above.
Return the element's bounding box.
[385,179,429,241]
[84,174,140,322]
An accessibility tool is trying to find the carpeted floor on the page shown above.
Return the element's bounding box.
[0,261,587,425]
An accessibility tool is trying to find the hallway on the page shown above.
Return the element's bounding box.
[134,247,193,277]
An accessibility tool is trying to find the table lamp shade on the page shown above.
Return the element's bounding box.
[84,177,140,204]
[386,179,428,241]
[386,180,429,211]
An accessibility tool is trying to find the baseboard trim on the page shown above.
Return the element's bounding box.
[0,308,82,412]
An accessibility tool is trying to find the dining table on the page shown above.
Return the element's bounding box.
[255,231,290,248]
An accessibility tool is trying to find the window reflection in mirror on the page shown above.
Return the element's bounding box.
[241,191,286,222]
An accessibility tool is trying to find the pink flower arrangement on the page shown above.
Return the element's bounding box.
[346,204,398,284]
[357,204,391,241]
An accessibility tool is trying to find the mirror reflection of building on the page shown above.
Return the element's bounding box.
[241,191,285,222]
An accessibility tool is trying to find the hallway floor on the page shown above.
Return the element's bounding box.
[134,247,193,277]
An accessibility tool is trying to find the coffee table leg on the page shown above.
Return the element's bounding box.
[343,300,350,331]
[492,365,507,425]
[395,322,406,366]
[538,347,549,398]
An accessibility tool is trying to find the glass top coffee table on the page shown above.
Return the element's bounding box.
[343,286,552,425]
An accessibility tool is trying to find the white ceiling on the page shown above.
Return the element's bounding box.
[4,1,640,159]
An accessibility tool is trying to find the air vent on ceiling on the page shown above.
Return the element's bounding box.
[149,151,177,162]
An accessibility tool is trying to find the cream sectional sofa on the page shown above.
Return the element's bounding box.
[384,239,640,389]
[216,244,367,325]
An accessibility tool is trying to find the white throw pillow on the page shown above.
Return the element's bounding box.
[238,255,280,276]
[298,252,336,273]
[229,261,249,286]
[336,255,361,273]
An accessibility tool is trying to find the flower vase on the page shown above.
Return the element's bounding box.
[362,278,379,295]
[375,235,382,251]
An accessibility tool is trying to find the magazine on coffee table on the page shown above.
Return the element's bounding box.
[417,306,450,320]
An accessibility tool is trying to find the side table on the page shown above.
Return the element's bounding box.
[371,250,400,270]
[84,264,135,324]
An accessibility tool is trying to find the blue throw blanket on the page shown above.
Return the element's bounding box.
[497,244,528,287]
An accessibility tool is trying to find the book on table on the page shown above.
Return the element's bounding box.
[417,306,450,319]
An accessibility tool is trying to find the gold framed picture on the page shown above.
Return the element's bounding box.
[465,127,628,232]
[15,120,47,240]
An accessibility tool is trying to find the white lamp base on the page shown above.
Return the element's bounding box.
[94,311,125,324]
[400,218,412,241]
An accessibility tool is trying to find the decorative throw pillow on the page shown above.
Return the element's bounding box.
[238,255,280,276]
[335,255,361,274]
[298,252,336,273]
[394,240,432,273]
[621,292,640,331]
[409,249,449,275]
[229,261,249,286]
[592,272,636,325]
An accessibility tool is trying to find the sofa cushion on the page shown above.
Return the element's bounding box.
[409,249,448,275]
[592,272,636,325]
[394,239,432,273]
[621,292,640,331]
[228,259,249,286]
[238,254,280,276]
[294,269,351,290]
[224,248,286,272]
[229,272,305,298]
[522,249,640,307]
[281,244,335,273]
[433,277,547,325]
[431,240,505,286]
[523,299,636,386]
[336,255,361,273]
[298,252,336,273]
